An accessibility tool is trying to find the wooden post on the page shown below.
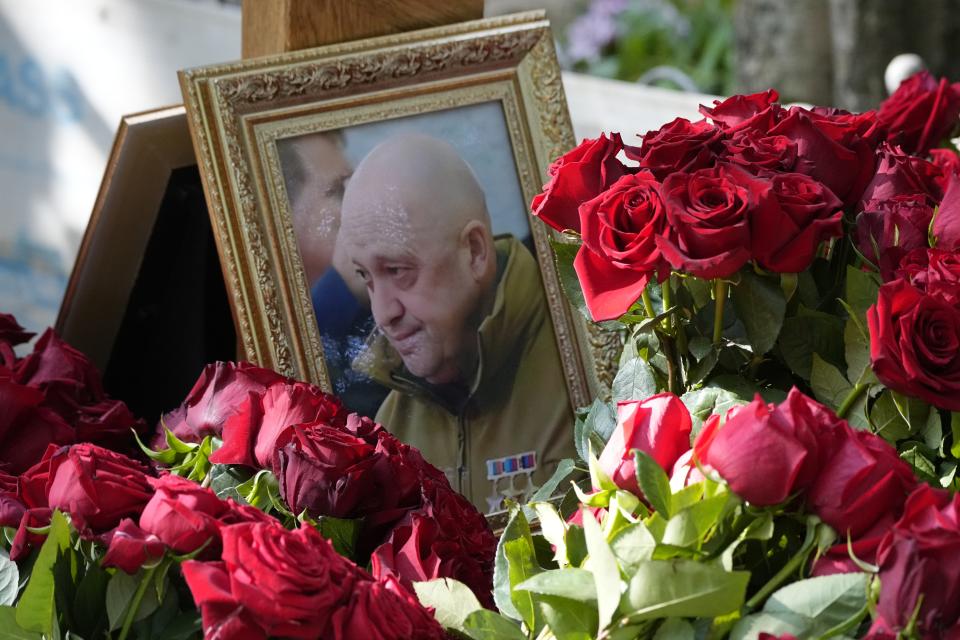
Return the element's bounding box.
[242,0,485,58]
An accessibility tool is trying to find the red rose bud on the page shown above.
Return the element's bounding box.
[625,117,723,181]
[0,376,73,474]
[878,70,960,155]
[101,519,165,574]
[768,107,875,207]
[46,444,153,533]
[208,380,345,469]
[183,522,360,639]
[933,172,960,252]
[139,474,229,555]
[598,393,692,496]
[656,163,760,279]
[868,279,960,411]
[752,172,843,273]
[573,171,670,321]
[157,361,288,446]
[808,428,915,539]
[329,575,446,640]
[699,89,782,133]
[531,133,628,234]
[694,389,844,506]
[868,485,960,637]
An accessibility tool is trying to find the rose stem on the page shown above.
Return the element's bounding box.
[712,279,728,345]
[660,278,673,332]
[118,563,159,640]
[641,288,656,318]
[836,382,869,419]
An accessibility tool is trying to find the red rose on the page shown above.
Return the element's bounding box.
[598,393,692,497]
[101,519,165,574]
[157,361,287,446]
[656,164,762,279]
[930,148,960,193]
[208,380,345,469]
[274,423,380,519]
[531,133,628,234]
[668,449,705,492]
[573,171,670,321]
[895,247,960,304]
[139,474,229,554]
[868,278,960,411]
[46,443,154,533]
[805,107,885,148]
[3,446,58,561]
[0,313,33,368]
[878,70,960,155]
[855,195,934,278]
[694,389,844,506]
[0,376,73,474]
[859,143,943,210]
[329,575,445,640]
[933,173,960,252]
[182,522,360,639]
[14,329,103,408]
[768,108,876,207]
[868,485,960,637]
[699,89,783,133]
[625,118,723,180]
[752,172,843,273]
[810,513,894,577]
[721,130,798,174]
[808,428,916,538]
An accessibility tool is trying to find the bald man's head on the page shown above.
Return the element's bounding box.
[339,134,497,385]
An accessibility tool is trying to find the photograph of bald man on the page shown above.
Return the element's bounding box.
[339,133,575,510]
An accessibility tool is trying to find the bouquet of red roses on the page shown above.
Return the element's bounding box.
[418,72,960,639]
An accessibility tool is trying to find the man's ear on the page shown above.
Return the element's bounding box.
[461,220,492,280]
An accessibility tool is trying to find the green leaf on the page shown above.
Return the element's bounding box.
[843,316,876,387]
[952,413,960,458]
[810,353,852,411]
[610,523,657,573]
[70,561,110,638]
[720,511,775,571]
[680,385,748,433]
[565,524,588,568]
[538,594,599,640]
[413,578,482,631]
[0,550,18,606]
[207,464,254,501]
[633,450,671,517]
[16,510,71,634]
[729,611,809,640]
[494,509,531,622]
[686,347,719,385]
[778,308,845,380]
[531,502,569,567]
[581,507,621,634]
[621,560,749,620]
[105,568,160,631]
[731,270,786,355]
[661,492,734,548]
[901,445,938,482]
[462,609,527,640]
[515,569,597,603]
[530,459,577,504]
[313,516,359,560]
[504,536,543,633]
[653,618,695,640]
[844,265,881,318]
[575,401,616,464]
[551,240,591,320]
[0,606,40,639]
[870,391,913,442]
[613,357,658,403]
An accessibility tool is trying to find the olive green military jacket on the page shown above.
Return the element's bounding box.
[359,236,576,512]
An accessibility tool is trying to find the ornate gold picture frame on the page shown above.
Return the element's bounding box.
[179,12,614,508]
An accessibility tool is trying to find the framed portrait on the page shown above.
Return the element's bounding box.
[179,12,618,511]
[57,106,236,422]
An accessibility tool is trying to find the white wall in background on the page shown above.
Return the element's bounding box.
[0,0,240,330]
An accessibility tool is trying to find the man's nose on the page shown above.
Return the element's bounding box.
[370,283,403,329]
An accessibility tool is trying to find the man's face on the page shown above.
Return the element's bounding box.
[347,224,481,385]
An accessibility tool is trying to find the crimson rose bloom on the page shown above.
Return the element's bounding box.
[868,278,960,411]
[139,474,230,554]
[208,380,345,469]
[933,173,960,252]
[573,171,670,321]
[625,117,723,180]
[598,393,692,497]
[808,427,916,538]
[46,444,154,533]
[101,519,165,574]
[721,130,798,174]
[329,575,445,640]
[895,247,960,305]
[0,313,33,368]
[930,148,960,193]
[878,70,960,155]
[531,133,628,233]
[752,172,843,273]
[699,89,783,133]
[855,194,934,279]
[182,522,360,639]
[868,485,960,638]
[0,376,73,474]
[157,361,288,446]
[694,389,845,506]
[657,163,765,279]
[859,143,943,210]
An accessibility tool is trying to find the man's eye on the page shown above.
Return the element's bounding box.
[355,269,370,282]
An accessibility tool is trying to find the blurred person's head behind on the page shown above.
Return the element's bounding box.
[339,133,497,386]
